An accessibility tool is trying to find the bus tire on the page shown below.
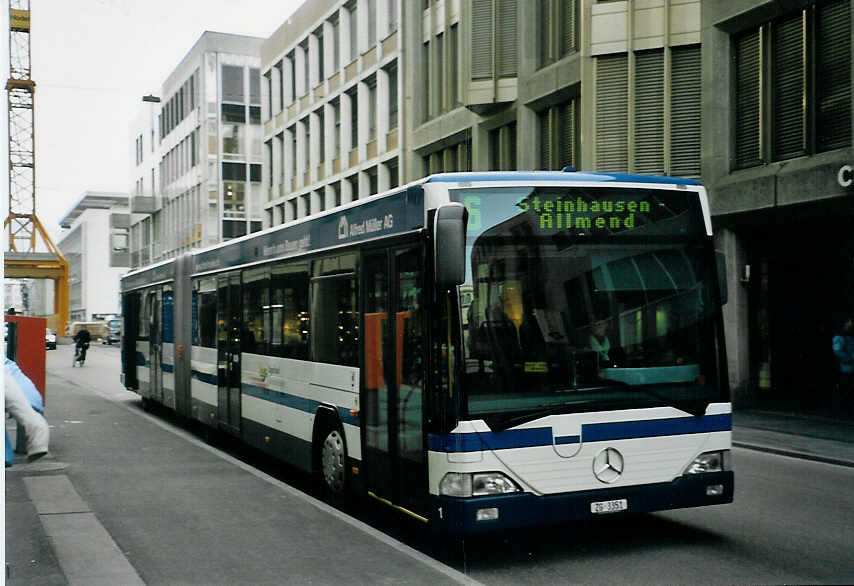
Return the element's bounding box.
[313,413,349,504]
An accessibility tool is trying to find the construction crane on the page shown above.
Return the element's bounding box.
[4,0,69,333]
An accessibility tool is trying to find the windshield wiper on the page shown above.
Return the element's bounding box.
[486,398,597,432]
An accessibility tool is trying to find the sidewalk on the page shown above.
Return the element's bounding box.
[5,355,474,585]
[732,409,854,468]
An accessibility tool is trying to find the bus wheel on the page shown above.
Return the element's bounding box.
[321,428,347,495]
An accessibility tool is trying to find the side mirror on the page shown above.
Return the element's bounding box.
[715,250,728,306]
[434,203,468,288]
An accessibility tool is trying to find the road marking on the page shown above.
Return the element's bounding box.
[23,475,145,586]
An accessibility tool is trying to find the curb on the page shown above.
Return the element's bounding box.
[732,441,854,468]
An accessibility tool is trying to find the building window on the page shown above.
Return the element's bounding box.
[347,1,358,62]
[274,61,284,113]
[490,122,517,171]
[367,166,379,195]
[595,46,701,175]
[367,75,377,141]
[735,0,851,169]
[224,178,246,217]
[634,49,665,174]
[300,40,310,96]
[670,45,702,176]
[471,0,517,80]
[331,99,341,160]
[367,0,377,48]
[330,14,340,73]
[422,41,431,121]
[222,65,245,103]
[223,220,247,239]
[436,32,445,113]
[448,24,459,108]
[386,158,399,189]
[386,62,398,130]
[315,27,325,83]
[389,0,398,34]
[316,108,325,164]
[222,103,246,123]
[287,52,296,104]
[539,97,578,170]
[424,139,471,174]
[596,54,628,172]
[538,0,577,68]
[347,173,359,200]
[348,88,358,148]
[249,68,260,105]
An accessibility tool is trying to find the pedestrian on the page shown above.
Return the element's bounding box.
[73,325,91,365]
[831,317,854,412]
[4,358,49,464]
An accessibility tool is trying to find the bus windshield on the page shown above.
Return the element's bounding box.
[451,185,727,430]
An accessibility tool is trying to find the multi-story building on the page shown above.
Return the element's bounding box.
[252,0,849,411]
[129,32,265,268]
[260,0,402,224]
[703,0,852,409]
[57,191,130,322]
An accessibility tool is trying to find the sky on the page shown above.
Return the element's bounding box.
[2,0,302,246]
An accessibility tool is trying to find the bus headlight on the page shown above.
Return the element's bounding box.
[684,450,731,474]
[439,472,521,497]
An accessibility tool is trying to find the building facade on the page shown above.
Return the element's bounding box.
[260,0,402,223]
[252,0,851,411]
[129,32,265,268]
[57,191,130,322]
[703,0,852,409]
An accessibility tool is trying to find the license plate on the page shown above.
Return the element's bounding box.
[590,498,627,514]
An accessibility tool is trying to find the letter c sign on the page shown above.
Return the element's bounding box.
[838,165,853,188]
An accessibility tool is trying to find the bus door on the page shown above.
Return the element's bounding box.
[147,288,164,403]
[216,273,242,435]
[363,247,427,518]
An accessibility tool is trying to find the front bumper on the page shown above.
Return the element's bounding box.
[432,471,733,534]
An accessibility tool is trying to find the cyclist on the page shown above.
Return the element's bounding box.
[72,327,91,366]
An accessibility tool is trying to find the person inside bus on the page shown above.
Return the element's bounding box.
[485,299,522,383]
[589,318,624,369]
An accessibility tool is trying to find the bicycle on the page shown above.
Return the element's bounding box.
[72,342,88,367]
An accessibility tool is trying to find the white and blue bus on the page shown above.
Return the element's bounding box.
[121,171,733,535]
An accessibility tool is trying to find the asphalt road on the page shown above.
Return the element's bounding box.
[38,342,854,585]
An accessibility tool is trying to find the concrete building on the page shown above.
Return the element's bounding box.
[251,0,850,411]
[129,32,265,268]
[260,0,402,223]
[57,191,130,322]
[702,0,852,409]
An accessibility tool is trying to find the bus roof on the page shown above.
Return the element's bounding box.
[423,171,703,186]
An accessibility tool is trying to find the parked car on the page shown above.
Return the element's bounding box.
[45,329,56,350]
[102,318,121,345]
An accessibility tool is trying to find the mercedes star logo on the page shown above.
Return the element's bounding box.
[592,447,625,484]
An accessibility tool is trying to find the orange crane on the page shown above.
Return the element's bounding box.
[4,0,69,333]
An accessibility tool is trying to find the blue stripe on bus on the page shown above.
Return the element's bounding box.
[429,427,553,453]
[428,413,731,453]
[162,363,174,373]
[191,370,218,386]
[241,383,360,426]
[582,413,731,442]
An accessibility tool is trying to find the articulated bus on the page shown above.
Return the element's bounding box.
[121,171,733,535]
